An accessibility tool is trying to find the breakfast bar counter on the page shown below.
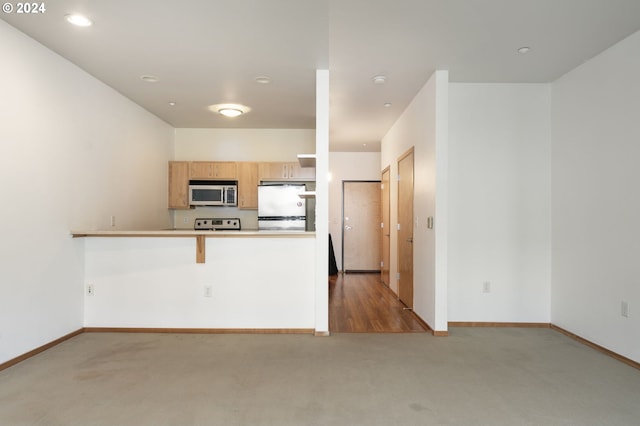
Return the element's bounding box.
[72,230,315,237]
[74,229,317,332]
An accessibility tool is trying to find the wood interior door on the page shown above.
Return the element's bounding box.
[381,167,391,285]
[397,149,414,308]
[343,181,381,272]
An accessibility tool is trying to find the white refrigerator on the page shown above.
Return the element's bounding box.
[258,184,306,231]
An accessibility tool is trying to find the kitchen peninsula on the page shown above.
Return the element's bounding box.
[71,127,324,333]
[72,229,316,332]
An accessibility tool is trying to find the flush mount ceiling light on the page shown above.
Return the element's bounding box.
[219,108,243,117]
[517,46,532,54]
[255,76,272,84]
[140,75,159,83]
[372,75,387,84]
[65,14,93,27]
[208,103,251,118]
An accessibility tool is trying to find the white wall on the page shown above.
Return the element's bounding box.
[328,152,381,270]
[448,84,552,323]
[551,31,640,362]
[172,128,316,229]
[174,128,315,161]
[84,237,315,328]
[381,71,448,332]
[314,69,330,334]
[0,21,173,364]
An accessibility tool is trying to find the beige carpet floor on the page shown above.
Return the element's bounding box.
[1,328,639,425]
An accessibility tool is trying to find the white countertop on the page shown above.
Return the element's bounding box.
[71,229,316,238]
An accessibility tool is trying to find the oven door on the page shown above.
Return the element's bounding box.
[189,185,224,206]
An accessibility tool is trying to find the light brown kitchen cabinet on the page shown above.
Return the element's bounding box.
[212,162,237,179]
[288,162,316,180]
[190,162,237,180]
[189,162,214,179]
[258,162,288,180]
[237,162,259,209]
[168,161,190,209]
[258,162,315,181]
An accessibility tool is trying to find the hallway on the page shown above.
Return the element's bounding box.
[329,273,428,333]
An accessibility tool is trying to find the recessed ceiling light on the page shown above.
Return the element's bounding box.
[65,14,93,27]
[168,102,176,106]
[372,75,387,84]
[517,46,531,54]
[384,102,392,108]
[255,76,272,84]
[208,103,251,118]
[140,75,159,83]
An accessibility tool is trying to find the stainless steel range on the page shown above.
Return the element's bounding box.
[194,218,241,231]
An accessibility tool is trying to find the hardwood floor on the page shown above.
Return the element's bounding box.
[329,272,428,333]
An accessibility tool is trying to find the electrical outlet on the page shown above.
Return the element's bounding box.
[87,284,95,296]
[621,301,629,318]
[482,281,491,293]
[183,217,189,224]
[204,285,213,298]
[110,215,116,227]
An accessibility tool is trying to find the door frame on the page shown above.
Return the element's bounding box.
[341,180,381,273]
[381,166,391,286]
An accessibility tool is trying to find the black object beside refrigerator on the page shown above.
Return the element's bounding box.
[258,184,307,231]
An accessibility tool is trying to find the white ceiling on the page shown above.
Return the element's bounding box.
[3,0,640,152]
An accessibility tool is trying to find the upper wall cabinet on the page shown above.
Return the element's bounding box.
[169,160,315,209]
[259,162,315,181]
[237,162,259,209]
[289,162,316,180]
[190,161,237,180]
[168,161,190,209]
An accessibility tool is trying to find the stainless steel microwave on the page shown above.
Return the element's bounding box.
[188,182,237,206]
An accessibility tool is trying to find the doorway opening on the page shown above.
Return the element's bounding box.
[329,273,427,332]
[330,178,427,333]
